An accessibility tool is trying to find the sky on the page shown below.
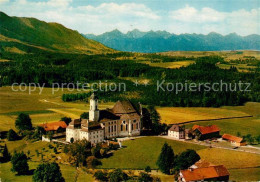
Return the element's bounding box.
[0,0,259,35]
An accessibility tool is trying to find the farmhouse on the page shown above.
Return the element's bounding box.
[179,165,229,182]
[222,134,246,146]
[168,125,185,139]
[192,125,220,140]
[66,93,141,144]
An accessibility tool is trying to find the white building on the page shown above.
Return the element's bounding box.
[66,93,141,144]
[168,125,185,139]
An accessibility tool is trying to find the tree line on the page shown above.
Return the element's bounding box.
[0,51,259,107]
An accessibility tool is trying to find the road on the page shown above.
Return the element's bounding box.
[159,135,260,155]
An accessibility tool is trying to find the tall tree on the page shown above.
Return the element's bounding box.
[156,143,174,174]
[80,112,89,119]
[60,117,71,125]
[15,113,33,131]
[2,144,11,162]
[11,151,29,175]
[67,139,91,166]
[174,149,200,170]
[33,162,65,182]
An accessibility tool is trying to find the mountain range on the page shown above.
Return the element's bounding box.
[83,29,260,53]
[0,12,113,54]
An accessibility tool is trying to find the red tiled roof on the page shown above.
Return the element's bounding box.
[192,160,215,168]
[40,121,67,131]
[222,134,243,143]
[192,125,220,135]
[181,165,229,182]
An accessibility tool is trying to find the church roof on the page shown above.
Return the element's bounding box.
[99,109,120,122]
[112,100,138,114]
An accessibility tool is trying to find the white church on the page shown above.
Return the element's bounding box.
[66,93,142,144]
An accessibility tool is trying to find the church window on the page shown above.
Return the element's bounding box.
[126,124,128,130]
[131,124,133,130]
[111,126,113,132]
[108,127,110,133]
[114,125,116,132]
[121,124,123,131]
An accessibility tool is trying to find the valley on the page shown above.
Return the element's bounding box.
[0,11,259,182]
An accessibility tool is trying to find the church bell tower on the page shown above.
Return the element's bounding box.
[89,93,99,122]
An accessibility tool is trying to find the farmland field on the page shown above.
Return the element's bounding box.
[156,105,251,124]
[159,50,260,60]
[0,86,114,131]
[142,60,195,69]
[157,102,260,136]
[0,162,94,182]
[99,137,206,169]
[98,137,260,180]
[158,50,260,72]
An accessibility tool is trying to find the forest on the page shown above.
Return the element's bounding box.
[0,49,259,107]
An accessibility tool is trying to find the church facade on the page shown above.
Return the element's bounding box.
[66,93,141,144]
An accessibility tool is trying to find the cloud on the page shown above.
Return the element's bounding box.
[0,0,9,3]
[0,0,161,34]
[170,5,226,23]
[80,3,160,20]
[169,5,260,35]
[0,0,259,35]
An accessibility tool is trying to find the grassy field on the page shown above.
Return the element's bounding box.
[159,50,260,60]
[0,162,94,182]
[99,137,206,169]
[142,60,195,69]
[229,168,260,181]
[197,148,260,169]
[1,137,259,181]
[156,106,250,124]
[157,102,260,136]
[0,86,114,131]
[98,137,260,180]
[157,50,260,72]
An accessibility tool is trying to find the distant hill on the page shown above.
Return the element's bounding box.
[83,29,260,53]
[0,12,113,54]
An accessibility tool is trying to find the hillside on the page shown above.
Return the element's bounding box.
[84,29,260,53]
[0,12,114,54]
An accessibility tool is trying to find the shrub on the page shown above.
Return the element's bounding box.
[145,166,151,173]
[108,169,128,182]
[138,172,153,182]
[93,170,108,181]
[11,151,29,175]
[33,162,65,182]
[7,129,19,141]
[15,113,32,131]
[174,149,200,170]
[86,156,101,168]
